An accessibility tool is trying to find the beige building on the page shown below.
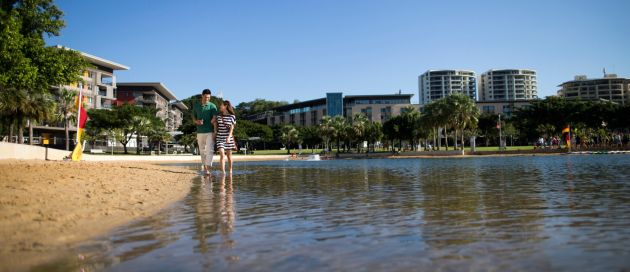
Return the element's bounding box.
[476,100,534,117]
[557,74,630,105]
[480,69,537,101]
[255,93,415,127]
[33,47,129,149]
[53,45,130,109]
[116,82,187,132]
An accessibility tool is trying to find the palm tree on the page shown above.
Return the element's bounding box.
[400,107,421,150]
[319,115,334,152]
[26,92,57,145]
[57,88,76,150]
[365,121,383,152]
[351,113,369,152]
[421,100,448,150]
[133,115,153,154]
[280,125,299,154]
[444,93,480,151]
[331,115,347,153]
[0,89,33,144]
[148,126,171,155]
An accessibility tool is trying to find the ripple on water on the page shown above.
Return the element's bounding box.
[58,155,630,271]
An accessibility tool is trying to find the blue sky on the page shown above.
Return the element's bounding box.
[47,0,630,104]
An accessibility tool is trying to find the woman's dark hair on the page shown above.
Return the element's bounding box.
[222,100,236,115]
[202,89,212,95]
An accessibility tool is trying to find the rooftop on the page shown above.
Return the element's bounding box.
[117,82,178,101]
[55,45,130,70]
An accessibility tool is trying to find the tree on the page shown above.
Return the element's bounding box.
[147,119,170,155]
[0,0,87,142]
[179,133,197,153]
[351,113,369,152]
[234,99,288,117]
[382,116,401,151]
[365,121,383,152]
[299,126,322,153]
[443,93,480,150]
[133,115,153,154]
[84,108,116,148]
[280,125,299,154]
[331,115,348,153]
[233,119,273,143]
[318,115,334,152]
[0,1,87,144]
[57,88,75,150]
[399,107,421,151]
[421,99,450,150]
[477,113,499,146]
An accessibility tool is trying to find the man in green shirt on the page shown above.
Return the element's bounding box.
[192,89,218,174]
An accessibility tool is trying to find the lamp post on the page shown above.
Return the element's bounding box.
[498,114,503,151]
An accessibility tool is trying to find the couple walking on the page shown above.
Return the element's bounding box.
[192,89,237,174]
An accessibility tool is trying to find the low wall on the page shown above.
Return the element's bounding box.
[0,142,289,162]
[0,142,70,160]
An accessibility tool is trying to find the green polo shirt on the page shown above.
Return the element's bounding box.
[192,100,218,133]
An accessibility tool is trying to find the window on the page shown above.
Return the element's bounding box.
[482,105,495,113]
[361,107,373,121]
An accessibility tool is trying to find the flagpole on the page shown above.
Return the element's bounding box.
[76,90,82,144]
[568,124,571,153]
[498,114,502,151]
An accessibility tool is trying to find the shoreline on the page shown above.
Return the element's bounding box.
[0,159,197,271]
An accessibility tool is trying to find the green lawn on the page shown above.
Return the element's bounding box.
[242,146,537,155]
[467,145,535,151]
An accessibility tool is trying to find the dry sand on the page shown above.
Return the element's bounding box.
[0,159,197,271]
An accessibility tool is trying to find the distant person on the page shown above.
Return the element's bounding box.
[192,89,218,175]
[216,100,237,173]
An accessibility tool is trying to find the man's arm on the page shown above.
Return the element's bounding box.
[191,104,201,125]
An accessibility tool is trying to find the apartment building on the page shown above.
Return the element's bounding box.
[32,48,129,149]
[480,69,537,101]
[53,46,130,109]
[476,100,534,118]
[255,92,415,127]
[557,74,630,105]
[116,82,187,132]
[418,70,477,105]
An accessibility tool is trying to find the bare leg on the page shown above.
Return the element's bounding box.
[205,133,215,173]
[227,150,233,172]
[219,148,226,173]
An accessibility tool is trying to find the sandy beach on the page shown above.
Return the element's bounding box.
[0,159,197,271]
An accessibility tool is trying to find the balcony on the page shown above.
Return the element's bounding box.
[98,75,114,86]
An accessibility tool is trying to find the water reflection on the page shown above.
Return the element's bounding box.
[63,155,630,271]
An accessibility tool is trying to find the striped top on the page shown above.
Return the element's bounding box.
[216,114,236,144]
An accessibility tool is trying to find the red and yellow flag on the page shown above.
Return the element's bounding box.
[562,125,571,148]
[562,126,570,134]
[71,92,88,161]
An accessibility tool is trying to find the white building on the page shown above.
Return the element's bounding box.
[418,70,477,105]
[557,74,630,105]
[480,69,537,101]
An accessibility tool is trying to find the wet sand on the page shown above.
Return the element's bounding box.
[0,159,197,271]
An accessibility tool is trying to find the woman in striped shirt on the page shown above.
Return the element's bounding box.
[216,100,237,173]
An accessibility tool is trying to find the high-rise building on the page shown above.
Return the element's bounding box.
[480,69,537,101]
[418,70,476,105]
[557,74,630,105]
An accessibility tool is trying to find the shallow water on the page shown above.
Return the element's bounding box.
[43,155,630,271]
